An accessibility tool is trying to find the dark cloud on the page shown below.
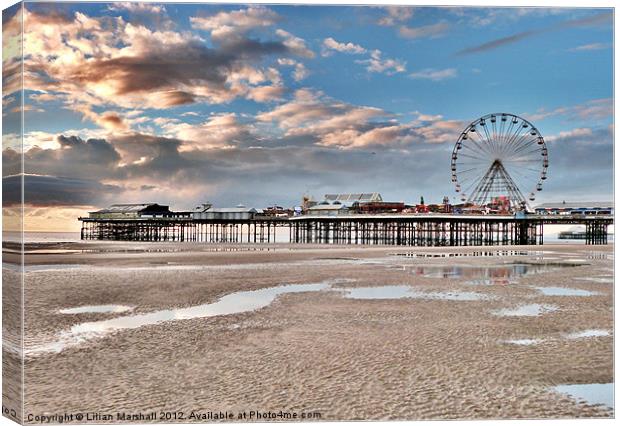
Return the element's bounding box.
[457,11,612,55]
[1,136,122,183]
[3,174,122,207]
[4,121,612,211]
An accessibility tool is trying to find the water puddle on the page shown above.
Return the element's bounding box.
[392,250,549,258]
[534,287,601,297]
[343,286,491,301]
[575,277,613,284]
[409,264,562,284]
[585,252,613,260]
[24,264,84,272]
[27,281,335,356]
[493,304,558,317]
[25,249,83,254]
[566,329,611,339]
[503,339,543,346]
[553,383,614,410]
[59,305,134,314]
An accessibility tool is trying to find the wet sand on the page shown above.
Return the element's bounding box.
[5,242,614,421]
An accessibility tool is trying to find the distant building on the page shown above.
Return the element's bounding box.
[192,204,257,220]
[535,201,613,215]
[323,193,382,208]
[263,205,293,217]
[306,202,349,216]
[88,203,171,219]
[355,201,405,214]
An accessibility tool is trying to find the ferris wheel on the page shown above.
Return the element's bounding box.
[451,113,548,208]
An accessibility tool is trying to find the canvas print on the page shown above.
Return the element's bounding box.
[1,1,614,423]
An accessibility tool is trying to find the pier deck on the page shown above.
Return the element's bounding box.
[79,214,613,246]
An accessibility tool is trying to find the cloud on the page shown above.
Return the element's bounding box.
[155,113,258,150]
[3,174,122,207]
[569,42,610,51]
[190,6,279,42]
[526,98,612,122]
[107,2,172,29]
[256,89,461,149]
[409,68,457,81]
[378,6,414,27]
[247,85,286,103]
[457,11,612,55]
[399,21,449,39]
[16,6,309,128]
[356,49,406,75]
[277,58,310,81]
[275,29,315,59]
[322,37,367,56]
[108,2,167,15]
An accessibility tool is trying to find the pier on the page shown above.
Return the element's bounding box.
[79,214,612,246]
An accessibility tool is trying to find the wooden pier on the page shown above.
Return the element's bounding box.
[79,214,612,246]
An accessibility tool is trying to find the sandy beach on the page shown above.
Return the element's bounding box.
[3,241,614,421]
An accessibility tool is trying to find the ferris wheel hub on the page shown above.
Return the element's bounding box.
[451,113,548,209]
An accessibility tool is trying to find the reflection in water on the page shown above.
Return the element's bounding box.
[27,281,334,356]
[553,383,614,410]
[410,263,561,285]
[393,250,548,259]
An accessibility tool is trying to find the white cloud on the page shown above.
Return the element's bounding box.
[355,50,406,75]
[399,21,449,39]
[409,68,457,81]
[277,58,310,81]
[190,6,279,42]
[378,6,414,27]
[569,42,610,51]
[322,37,367,56]
[276,29,315,59]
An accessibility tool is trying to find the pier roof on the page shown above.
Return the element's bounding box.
[535,201,613,209]
[323,193,382,205]
[90,203,168,214]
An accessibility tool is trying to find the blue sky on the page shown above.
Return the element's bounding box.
[1,2,613,230]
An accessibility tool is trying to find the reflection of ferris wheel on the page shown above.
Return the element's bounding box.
[451,113,548,208]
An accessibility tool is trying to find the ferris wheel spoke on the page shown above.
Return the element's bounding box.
[455,151,489,161]
[467,130,493,155]
[511,146,544,159]
[499,121,522,153]
[502,122,533,157]
[464,136,492,158]
[502,130,532,158]
[509,135,538,151]
[452,113,546,207]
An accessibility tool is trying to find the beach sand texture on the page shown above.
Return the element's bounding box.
[4,242,614,421]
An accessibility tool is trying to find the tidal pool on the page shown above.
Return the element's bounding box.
[343,286,490,301]
[493,304,558,317]
[566,329,611,339]
[575,277,614,284]
[28,281,335,356]
[503,339,543,346]
[553,383,614,410]
[408,263,563,284]
[392,250,549,258]
[534,287,601,297]
[59,305,134,314]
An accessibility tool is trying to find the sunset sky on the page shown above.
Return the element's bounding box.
[1,2,614,231]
